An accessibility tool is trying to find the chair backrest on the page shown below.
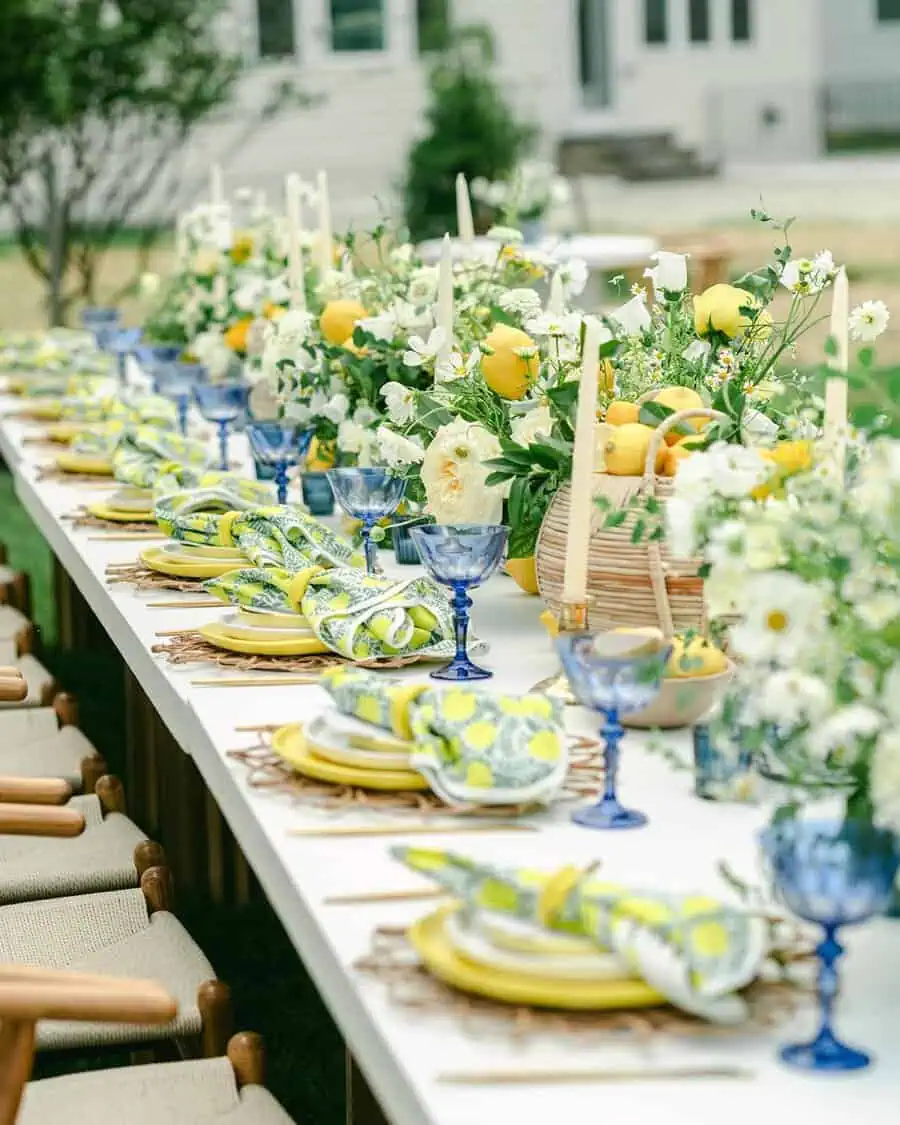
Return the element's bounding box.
[0,967,177,1125]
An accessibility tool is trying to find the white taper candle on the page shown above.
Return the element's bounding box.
[563,317,603,604]
[456,173,475,246]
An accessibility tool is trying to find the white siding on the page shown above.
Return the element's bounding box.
[821,0,900,82]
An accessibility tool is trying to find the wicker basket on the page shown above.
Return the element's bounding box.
[535,407,727,637]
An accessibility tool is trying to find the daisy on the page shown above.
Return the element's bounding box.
[380,381,416,425]
[403,327,446,368]
[849,300,890,342]
[729,571,828,664]
[435,347,481,383]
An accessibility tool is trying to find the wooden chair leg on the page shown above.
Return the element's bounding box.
[95,774,126,816]
[197,981,233,1058]
[0,1019,36,1125]
[0,542,7,565]
[14,624,34,657]
[227,1032,265,1089]
[133,840,166,879]
[80,755,108,795]
[10,573,30,618]
[39,679,57,707]
[53,693,79,728]
[140,865,174,915]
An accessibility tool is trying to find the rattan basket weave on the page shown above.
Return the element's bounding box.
[535,407,727,637]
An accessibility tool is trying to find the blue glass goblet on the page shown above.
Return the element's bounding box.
[80,306,120,349]
[155,363,207,436]
[327,468,407,575]
[247,422,313,505]
[557,634,670,829]
[107,327,143,386]
[193,382,250,470]
[410,524,508,682]
[760,817,899,1072]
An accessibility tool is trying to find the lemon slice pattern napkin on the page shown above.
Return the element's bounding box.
[393,848,768,1022]
[112,425,210,488]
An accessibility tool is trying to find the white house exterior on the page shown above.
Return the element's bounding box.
[190,0,900,225]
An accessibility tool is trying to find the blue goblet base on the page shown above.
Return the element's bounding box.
[572,798,648,831]
[430,658,492,682]
[781,1029,870,1072]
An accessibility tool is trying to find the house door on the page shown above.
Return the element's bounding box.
[578,0,614,111]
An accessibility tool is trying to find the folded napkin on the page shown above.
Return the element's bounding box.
[320,668,567,805]
[161,505,364,570]
[112,425,210,488]
[205,565,461,663]
[393,848,767,1022]
[71,420,129,458]
[154,471,276,532]
[62,393,176,427]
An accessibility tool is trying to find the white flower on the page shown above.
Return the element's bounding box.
[375,427,425,468]
[729,571,828,664]
[389,243,415,266]
[644,251,689,294]
[557,258,589,297]
[741,408,778,441]
[511,404,553,447]
[609,294,651,337]
[337,419,366,454]
[139,272,161,298]
[780,252,836,295]
[673,442,770,505]
[420,418,506,525]
[283,401,312,424]
[353,404,379,428]
[380,381,416,425]
[277,309,315,347]
[525,310,583,339]
[436,347,481,384]
[871,729,900,835]
[855,590,900,631]
[407,267,440,305]
[391,299,434,335]
[849,300,890,342]
[358,310,397,342]
[234,276,267,313]
[807,704,883,762]
[322,392,350,424]
[403,327,446,368]
[191,331,232,380]
[499,288,543,319]
[664,496,699,560]
[880,664,900,725]
[683,339,711,363]
[752,670,832,729]
[486,225,524,244]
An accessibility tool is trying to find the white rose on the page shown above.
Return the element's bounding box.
[381,381,416,425]
[644,251,689,295]
[610,294,651,337]
[376,427,425,468]
[420,418,506,525]
[511,405,553,447]
[337,418,365,453]
[323,393,350,424]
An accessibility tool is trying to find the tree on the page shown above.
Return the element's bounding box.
[0,0,292,325]
[403,26,536,242]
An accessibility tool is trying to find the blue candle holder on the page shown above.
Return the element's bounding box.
[327,468,407,575]
[155,362,207,436]
[80,306,120,349]
[410,524,508,682]
[247,422,313,505]
[693,724,754,801]
[393,522,423,565]
[301,472,336,516]
[193,382,250,470]
[760,818,899,1073]
[557,633,670,829]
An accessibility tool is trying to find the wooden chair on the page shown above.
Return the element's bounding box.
[0,609,34,658]
[0,566,31,619]
[0,645,62,711]
[0,696,107,796]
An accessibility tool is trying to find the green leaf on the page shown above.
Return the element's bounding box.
[823,335,838,358]
[638,401,673,426]
[602,509,628,528]
[485,470,514,487]
[858,346,876,369]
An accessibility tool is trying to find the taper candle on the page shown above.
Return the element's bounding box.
[316,170,333,277]
[563,317,603,603]
[285,174,306,311]
[456,173,475,245]
[210,164,224,205]
[548,270,565,314]
[436,233,454,376]
[824,265,849,476]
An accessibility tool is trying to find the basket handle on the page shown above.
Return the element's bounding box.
[642,408,729,486]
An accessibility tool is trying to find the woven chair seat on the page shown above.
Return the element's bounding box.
[0,604,30,643]
[0,651,54,710]
[0,794,146,904]
[0,707,62,746]
[0,888,215,1051]
[20,1058,296,1125]
[0,725,95,790]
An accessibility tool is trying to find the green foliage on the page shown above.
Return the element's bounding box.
[403,25,536,242]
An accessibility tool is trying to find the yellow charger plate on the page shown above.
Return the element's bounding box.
[272,724,429,791]
[88,501,155,523]
[199,621,329,657]
[140,545,243,579]
[409,906,664,1010]
[56,451,114,475]
[25,401,63,420]
[45,422,85,444]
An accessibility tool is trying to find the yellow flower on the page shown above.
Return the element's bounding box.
[230,233,254,265]
[224,317,254,354]
[693,284,758,339]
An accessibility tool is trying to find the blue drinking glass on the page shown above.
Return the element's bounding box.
[246,422,313,505]
[410,524,508,682]
[327,468,407,575]
[557,633,670,830]
[80,306,120,349]
[301,472,336,516]
[760,817,899,1072]
[193,382,251,470]
[155,363,207,436]
[107,327,143,386]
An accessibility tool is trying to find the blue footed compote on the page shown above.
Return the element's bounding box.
[80,306,120,349]
[247,422,313,505]
[760,817,899,1072]
[327,467,407,575]
[557,633,670,829]
[410,524,508,682]
[193,382,251,470]
[107,327,143,386]
[155,362,207,436]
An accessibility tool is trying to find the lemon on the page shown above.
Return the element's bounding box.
[307,437,336,471]
[651,386,707,444]
[666,635,729,679]
[342,335,368,358]
[320,300,367,346]
[693,284,756,339]
[224,317,253,354]
[481,324,539,400]
[603,423,664,476]
[661,444,692,477]
[593,422,615,471]
[505,556,539,595]
[605,400,640,427]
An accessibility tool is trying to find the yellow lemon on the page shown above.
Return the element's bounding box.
[605,400,640,427]
[593,422,616,471]
[762,439,814,476]
[666,635,729,679]
[319,300,367,346]
[693,284,756,339]
[603,423,664,476]
[224,317,253,354]
[651,386,706,444]
[505,556,539,595]
[481,324,539,400]
[262,301,286,321]
[342,335,368,358]
[307,437,336,471]
[661,443,693,477]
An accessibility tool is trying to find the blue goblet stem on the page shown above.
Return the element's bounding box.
[452,582,473,667]
[274,460,289,506]
[815,926,843,1053]
[216,421,229,471]
[602,709,624,806]
[116,352,128,386]
[177,396,189,437]
[361,517,378,575]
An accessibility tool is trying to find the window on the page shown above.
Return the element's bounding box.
[257,0,295,58]
[731,0,752,41]
[330,0,385,51]
[878,0,900,20]
[689,0,710,42]
[644,0,667,44]
[417,0,451,53]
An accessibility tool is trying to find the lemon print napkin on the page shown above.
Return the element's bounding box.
[160,506,364,571]
[393,849,767,1022]
[321,668,567,805]
[112,424,210,488]
[154,473,276,534]
[205,565,459,663]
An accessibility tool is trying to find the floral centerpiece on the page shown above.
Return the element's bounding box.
[471,160,571,236]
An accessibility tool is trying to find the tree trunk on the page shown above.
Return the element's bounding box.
[42,155,66,327]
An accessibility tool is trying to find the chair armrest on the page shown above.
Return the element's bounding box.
[0,803,84,837]
[0,969,177,1024]
[0,777,72,805]
[0,673,27,703]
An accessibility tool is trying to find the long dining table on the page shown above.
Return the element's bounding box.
[0,389,897,1125]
